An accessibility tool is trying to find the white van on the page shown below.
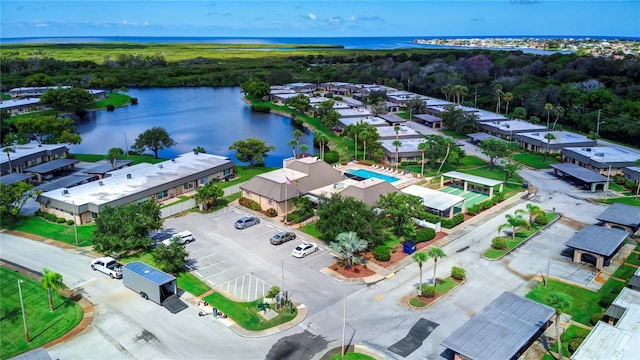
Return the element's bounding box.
[162,231,194,246]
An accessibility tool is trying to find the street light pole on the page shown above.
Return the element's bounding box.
[17,280,30,343]
[123,132,130,160]
[545,207,555,288]
[341,289,347,357]
[72,200,79,245]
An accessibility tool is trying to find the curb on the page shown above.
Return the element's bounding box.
[406,278,465,309]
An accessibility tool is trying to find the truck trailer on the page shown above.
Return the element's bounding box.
[122,261,188,313]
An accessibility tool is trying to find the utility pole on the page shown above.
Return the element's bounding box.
[341,289,347,357]
[18,280,30,343]
[474,86,478,108]
[604,164,611,201]
[72,200,79,245]
[123,132,130,160]
[595,109,603,138]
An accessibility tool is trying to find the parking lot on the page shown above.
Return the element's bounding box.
[162,207,334,302]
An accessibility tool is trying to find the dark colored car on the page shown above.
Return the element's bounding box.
[270,231,296,245]
[234,216,260,229]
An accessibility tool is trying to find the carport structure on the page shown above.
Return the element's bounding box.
[467,132,501,145]
[0,172,35,185]
[402,184,465,218]
[440,171,503,198]
[564,225,628,269]
[24,158,78,182]
[34,173,97,192]
[596,203,640,234]
[549,163,608,192]
[441,292,554,360]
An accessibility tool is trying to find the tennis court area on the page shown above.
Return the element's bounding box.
[440,186,489,208]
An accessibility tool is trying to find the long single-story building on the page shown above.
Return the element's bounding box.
[564,225,628,269]
[479,120,548,141]
[515,131,596,153]
[441,291,554,360]
[623,166,640,185]
[0,143,69,176]
[561,146,640,176]
[0,98,49,115]
[571,287,640,360]
[37,152,235,224]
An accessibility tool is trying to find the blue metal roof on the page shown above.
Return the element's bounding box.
[123,261,175,285]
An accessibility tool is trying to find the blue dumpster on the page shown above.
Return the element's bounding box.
[403,241,416,255]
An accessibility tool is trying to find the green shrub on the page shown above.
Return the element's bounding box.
[323,151,339,164]
[451,266,466,280]
[66,219,75,225]
[599,293,617,308]
[34,210,43,217]
[265,208,278,217]
[130,97,138,105]
[568,338,584,353]
[401,222,417,240]
[590,313,604,325]
[106,104,115,111]
[415,228,436,243]
[492,237,507,250]
[535,214,550,225]
[419,284,436,297]
[611,284,623,294]
[373,246,391,262]
[239,197,261,211]
[266,286,280,298]
[251,104,271,113]
[441,213,464,229]
[56,217,67,223]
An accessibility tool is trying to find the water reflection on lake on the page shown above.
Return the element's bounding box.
[70,87,314,167]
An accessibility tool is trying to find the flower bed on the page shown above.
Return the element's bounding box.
[365,231,447,267]
[328,263,376,278]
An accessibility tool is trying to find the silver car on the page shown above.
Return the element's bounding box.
[270,231,296,245]
[234,216,260,229]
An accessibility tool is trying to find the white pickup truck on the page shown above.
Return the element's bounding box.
[161,230,194,246]
[91,257,123,279]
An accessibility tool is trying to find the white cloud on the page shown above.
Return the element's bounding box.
[350,16,356,21]
[144,21,149,26]
[122,20,128,24]
[328,17,342,24]
[35,23,48,28]
[308,13,316,20]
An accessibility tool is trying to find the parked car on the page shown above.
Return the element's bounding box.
[161,231,194,246]
[91,257,123,279]
[292,242,318,258]
[234,216,260,229]
[270,231,296,245]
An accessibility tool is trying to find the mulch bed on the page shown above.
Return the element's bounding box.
[365,231,448,268]
[329,263,376,278]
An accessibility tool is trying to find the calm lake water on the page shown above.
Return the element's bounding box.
[69,87,314,167]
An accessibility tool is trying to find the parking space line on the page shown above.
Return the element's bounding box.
[197,260,228,271]
[194,253,219,261]
[205,266,237,279]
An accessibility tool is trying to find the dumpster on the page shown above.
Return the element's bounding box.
[403,241,416,255]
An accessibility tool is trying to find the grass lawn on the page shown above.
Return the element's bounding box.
[597,197,640,207]
[203,292,297,331]
[513,152,558,169]
[612,263,637,280]
[331,353,376,360]
[1,268,83,360]
[409,277,459,307]
[597,278,625,296]
[438,129,468,139]
[86,92,131,110]
[71,153,166,165]
[549,324,591,358]
[484,213,558,259]
[624,252,640,266]
[525,279,603,326]
[300,223,325,240]
[176,272,211,297]
[222,166,278,189]
[1,216,94,246]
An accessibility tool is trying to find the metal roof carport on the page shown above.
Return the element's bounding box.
[564,225,628,269]
[402,185,465,218]
[467,132,501,144]
[441,171,504,198]
[549,163,608,192]
[83,160,133,179]
[24,158,79,182]
[441,292,554,360]
[596,203,640,232]
[0,172,35,186]
[34,173,97,192]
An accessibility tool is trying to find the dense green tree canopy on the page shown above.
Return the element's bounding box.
[240,78,270,99]
[441,105,479,135]
[0,182,35,219]
[195,183,224,211]
[479,138,510,170]
[286,94,311,113]
[132,126,175,159]
[92,201,162,254]
[228,138,275,167]
[39,87,95,111]
[316,194,385,246]
[376,192,424,236]
[152,240,189,275]
[13,115,82,145]
[23,73,54,87]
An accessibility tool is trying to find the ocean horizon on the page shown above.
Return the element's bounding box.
[1,35,637,51]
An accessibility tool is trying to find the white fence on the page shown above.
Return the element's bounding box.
[412,217,441,233]
[159,181,246,219]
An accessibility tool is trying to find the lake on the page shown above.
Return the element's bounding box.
[69,87,314,167]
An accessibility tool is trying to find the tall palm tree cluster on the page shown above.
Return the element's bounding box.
[441,84,469,105]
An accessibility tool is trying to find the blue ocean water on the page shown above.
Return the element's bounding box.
[2,35,637,52]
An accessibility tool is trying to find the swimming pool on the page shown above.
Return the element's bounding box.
[347,169,400,183]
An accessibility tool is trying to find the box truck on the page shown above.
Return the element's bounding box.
[122,261,188,313]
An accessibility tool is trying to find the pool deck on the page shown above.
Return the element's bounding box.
[334,162,422,189]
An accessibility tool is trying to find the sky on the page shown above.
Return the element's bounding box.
[1,0,638,39]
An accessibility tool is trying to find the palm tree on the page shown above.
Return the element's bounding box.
[551,106,565,131]
[193,146,206,154]
[3,147,13,174]
[543,133,556,163]
[459,86,468,104]
[42,268,64,312]
[288,139,298,158]
[359,128,370,161]
[453,85,463,104]
[300,144,309,157]
[494,84,503,114]
[106,147,123,170]
[413,252,429,294]
[195,183,224,210]
[392,140,402,171]
[315,133,329,160]
[293,129,304,155]
[427,247,446,286]
[544,103,554,128]
[516,203,545,224]
[418,141,429,178]
[329,231,368,269]
[547,292,573,360]
[441,84,453,102]
[498,214,531,241]
[394,124,401,140]
[502,92,513,116]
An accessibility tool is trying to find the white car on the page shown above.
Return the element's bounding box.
[292,242,318,258]
[91,257,123,279]
[161,230,194,246]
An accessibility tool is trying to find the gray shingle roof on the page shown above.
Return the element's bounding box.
[441,292,554,360]
[596,203,640,228]
[564,225,628,256]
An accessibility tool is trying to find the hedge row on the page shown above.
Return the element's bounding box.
[34,210,74,225]
[239,197,261,211]
[466,193,506,216]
